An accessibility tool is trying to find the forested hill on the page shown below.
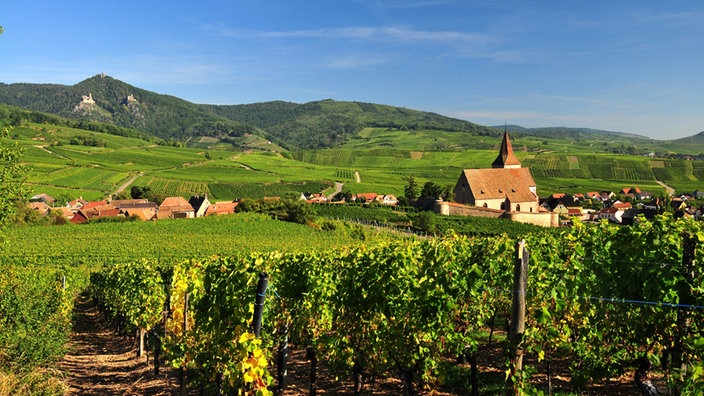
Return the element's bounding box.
[206,99,496,149]
[0,75,255,142]
[499,124,652,141]
[0,74,497,150]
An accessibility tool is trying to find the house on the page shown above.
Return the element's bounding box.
[599,191,615,201]
[352,193,378,203]
[453,131,539,213]
[586,192,601,200]
[109,198,150,208]
[205,202,239,216]
[158,197,195,219]
[70,209,92,224]
[550,201,569,216]
[28,201,51,216]
[123,208,157,221]
[598,205,630,224]
[612,201,633,210]
[30,193,55,205]
[54,207,75,220]
[68,197,88,212]
[375,194,398,206]
[82,200,108,211]
[188,195,211,217]
[305,193,328,204]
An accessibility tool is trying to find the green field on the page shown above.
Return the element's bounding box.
[12,121,704,204]
[3,212,394,266]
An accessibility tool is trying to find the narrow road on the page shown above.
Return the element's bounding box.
[113,173,142,196]
[656,180,675,197]
[59,293,178,395]
[327,181,344,200]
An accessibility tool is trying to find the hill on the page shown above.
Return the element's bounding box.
[496,124,652,141]
[0,75,497,150]
[0,75,254,142]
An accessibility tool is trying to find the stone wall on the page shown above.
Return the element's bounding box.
[435,201,559,227]
[503,211,559,228]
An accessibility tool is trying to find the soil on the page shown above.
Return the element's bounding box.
[59,296,655,395]
[59,294,180,395]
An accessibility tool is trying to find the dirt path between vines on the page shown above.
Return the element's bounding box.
[57,294,645,395]
[59,294,179,396]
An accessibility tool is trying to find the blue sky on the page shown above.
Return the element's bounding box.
[2,1,703,140]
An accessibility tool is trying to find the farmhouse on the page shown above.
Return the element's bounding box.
[158,197,195,219]
[437,131,558,227]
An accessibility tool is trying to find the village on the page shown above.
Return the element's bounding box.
[25,132,704,228]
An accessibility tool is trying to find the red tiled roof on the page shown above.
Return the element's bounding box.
[461,168,537,203]
[205,202,239,215]
[354,193,378,200]
[83,201,107,210]
[159,197,195,213]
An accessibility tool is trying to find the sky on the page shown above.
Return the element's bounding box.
[1,1,703,140]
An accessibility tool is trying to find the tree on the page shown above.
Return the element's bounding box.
[420,181,442,199]
[0,122,28,234]
[131,185,152,199]
[441,184,455,202]
[404,175,419,201]
[0,26,28,234]
[284,199,314,224]
[411,211,437,234]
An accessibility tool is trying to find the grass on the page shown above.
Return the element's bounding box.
[2,212,396,267]
[12,120,704,204]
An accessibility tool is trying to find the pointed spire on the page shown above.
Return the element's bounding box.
[492,130,521,169]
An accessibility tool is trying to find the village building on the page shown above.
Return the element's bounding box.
[28,201,51,216]
[205,201,239,216]
[437,131,558,227]
[30,193,55,205]
[158,197,195,219]
[188,194,211,217]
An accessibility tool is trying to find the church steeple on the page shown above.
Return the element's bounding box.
[491,130,521,169]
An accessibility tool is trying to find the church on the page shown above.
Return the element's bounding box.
[454,131,539,213]
[437,131,557,227]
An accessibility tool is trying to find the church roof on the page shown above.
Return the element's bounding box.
[491,131,521,168]
[461,168,537,203]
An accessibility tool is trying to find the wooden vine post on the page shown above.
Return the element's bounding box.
[507,239,528,395]
[252,272,268,337]
[180,293,189,396]
[673,232,696,380]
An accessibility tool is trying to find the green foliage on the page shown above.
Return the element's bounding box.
[404,175,419,201]
[411,211,438,234]
[0,263,82,377]
[91,261,166,332]
[420,180,442,199]
[283,199,314,224]
[0,125,27,239]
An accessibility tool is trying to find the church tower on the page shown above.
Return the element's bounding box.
[491,131,521,169]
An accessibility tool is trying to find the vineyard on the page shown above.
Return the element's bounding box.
[85,214,703,395]
[0,263,86,393]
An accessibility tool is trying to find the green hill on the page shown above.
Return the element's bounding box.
[0,75,255,142]
[0,75,498,150]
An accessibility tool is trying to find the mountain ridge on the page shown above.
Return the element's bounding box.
[0,74,697,150]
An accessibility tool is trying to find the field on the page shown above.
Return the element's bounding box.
[2,212,396,266]
[11,122,704,207]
